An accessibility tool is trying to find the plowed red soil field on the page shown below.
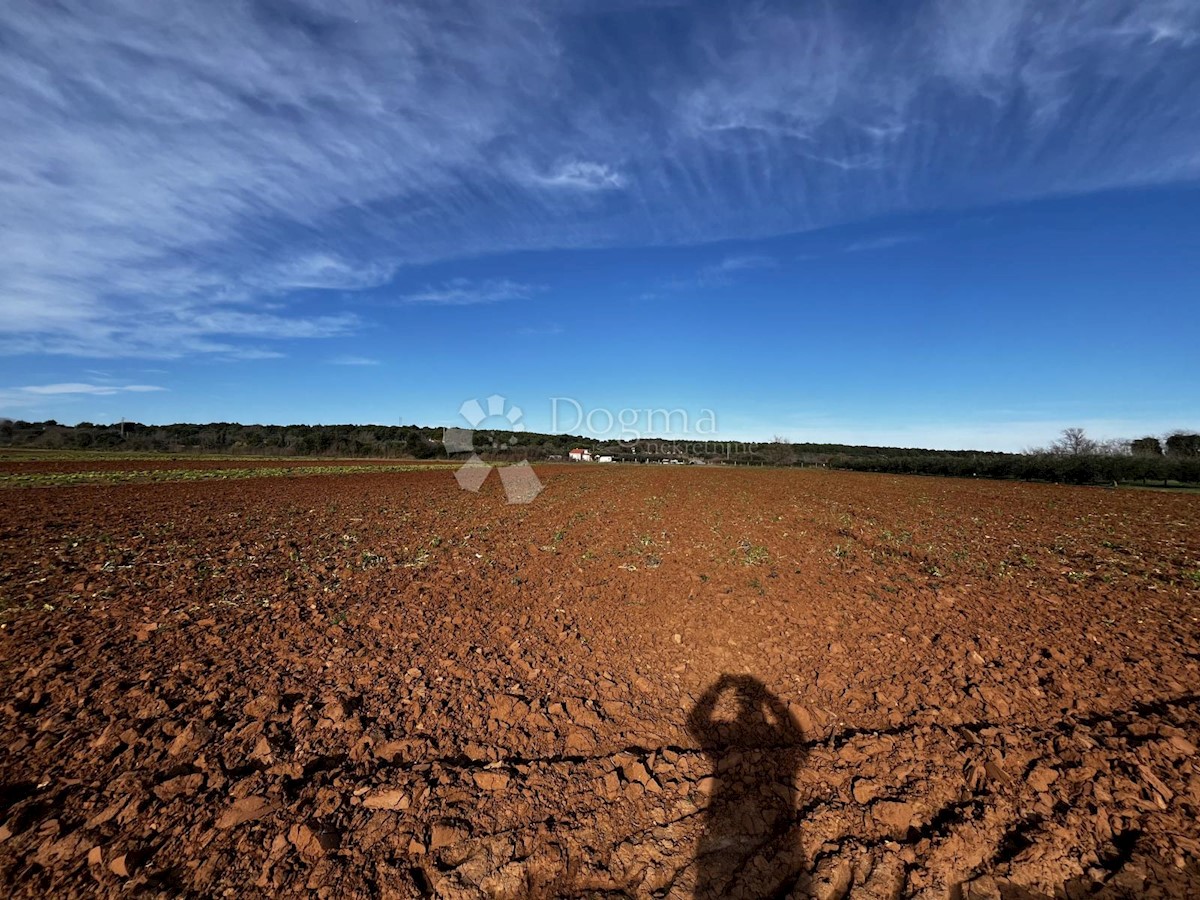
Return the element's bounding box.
[2,465,1199,898]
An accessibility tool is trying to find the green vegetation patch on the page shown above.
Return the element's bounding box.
[0,463,447,488]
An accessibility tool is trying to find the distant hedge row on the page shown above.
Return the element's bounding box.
[824,451,1200,485]
[3,419,1197,486]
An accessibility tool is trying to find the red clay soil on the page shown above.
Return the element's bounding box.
[1,466,1198,898]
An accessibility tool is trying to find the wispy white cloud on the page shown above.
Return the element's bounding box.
[3,0,1199,360]
[0,304,358,360]
[327,355,380,366]
[250,255,397,293]
[19,383,167,396]
[0,1,559,358]
[675,0,1200,207]
[652,254,778,294]
[844,233,926,252]
[527,161,627,191]
[399,279,539,306]
[183,311,357,340]
[0,381,167,411]
[695,254,777,287]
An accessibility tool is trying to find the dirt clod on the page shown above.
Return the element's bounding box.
[362,790,409,811]
[216,796,276,829]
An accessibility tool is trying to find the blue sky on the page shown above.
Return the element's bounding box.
[1,0,1198,451]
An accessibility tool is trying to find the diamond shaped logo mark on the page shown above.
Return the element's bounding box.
[444,394,543,504]
[443,426,476,455]
[459,398,487,428]
[498,461,543,504]
[454,454,491,493]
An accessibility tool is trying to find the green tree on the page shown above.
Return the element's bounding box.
[1131,436,1163,456]
[1165,432,1200,457]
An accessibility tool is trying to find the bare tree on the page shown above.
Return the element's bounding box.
[1051,427,1098,456]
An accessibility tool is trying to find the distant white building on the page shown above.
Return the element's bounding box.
[597,455,614,463]
[569,448,593,462]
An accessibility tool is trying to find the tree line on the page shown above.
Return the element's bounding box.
[0,420,450,459]
[820,428,1200,485]
[1,420,1196,485]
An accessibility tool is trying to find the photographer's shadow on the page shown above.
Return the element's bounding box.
[687,675,809,899]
